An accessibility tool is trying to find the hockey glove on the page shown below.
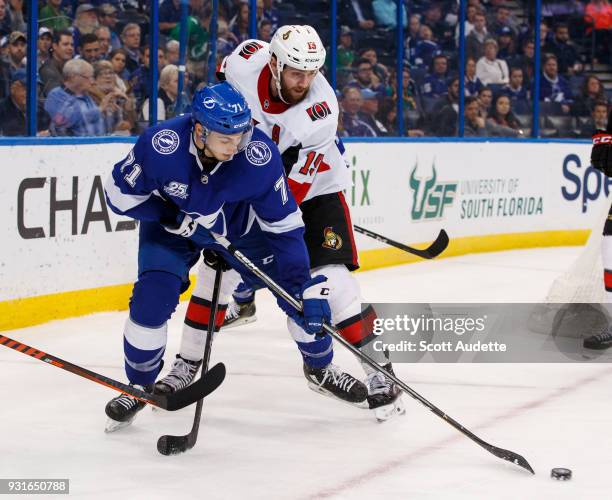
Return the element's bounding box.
[203,249,232,271]
[277,275,332,334]
[163,213,216,248]
[592,123,612,177]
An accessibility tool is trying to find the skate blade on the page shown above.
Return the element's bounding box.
[223,315,257,330]
[306,381,366,408]
[374,398,406,423]
[104,416,135,433]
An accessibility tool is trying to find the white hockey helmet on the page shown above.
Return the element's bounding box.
[269,25,326,72]
[268,25,326,103]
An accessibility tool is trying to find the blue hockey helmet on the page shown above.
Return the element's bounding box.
[191,82,253,151]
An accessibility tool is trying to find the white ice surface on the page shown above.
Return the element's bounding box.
[1,247,611,500]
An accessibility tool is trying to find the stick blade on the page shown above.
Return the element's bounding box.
[160,362,226,411]
[487,444,535,474]
[424,229,449,258]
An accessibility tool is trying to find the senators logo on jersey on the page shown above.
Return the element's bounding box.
[239,41,264,60]
[322,227,343,250]
[306,101,332,122]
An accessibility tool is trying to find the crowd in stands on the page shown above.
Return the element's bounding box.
[0,0,611,137]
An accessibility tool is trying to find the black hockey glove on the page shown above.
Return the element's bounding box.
[203,249,231,271]
[591,125,612,177]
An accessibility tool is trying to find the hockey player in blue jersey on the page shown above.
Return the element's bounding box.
[103,82,367,431]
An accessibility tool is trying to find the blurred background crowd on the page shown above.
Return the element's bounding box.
[0,0,611,138]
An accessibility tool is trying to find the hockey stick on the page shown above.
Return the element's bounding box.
[0,334,225,411]
[353,226,449,260]
[212,234,535,475]
[157,263,224,455]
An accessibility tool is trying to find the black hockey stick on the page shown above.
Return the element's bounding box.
[354,225,449,259]
[0,334,225,411]
[212,234,535,475]
[157,263,224,455]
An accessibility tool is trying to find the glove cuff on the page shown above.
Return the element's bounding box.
[592,133,612,146]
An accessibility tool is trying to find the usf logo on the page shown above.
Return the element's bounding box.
[409,163,457,220]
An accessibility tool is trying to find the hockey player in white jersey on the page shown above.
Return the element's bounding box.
[169,25,404,421]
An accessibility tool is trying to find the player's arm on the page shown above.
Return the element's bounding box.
[216,39,263,82]
[250,156,331,333]
[284,117,340,205]
[104,133,179,224]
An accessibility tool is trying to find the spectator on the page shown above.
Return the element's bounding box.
[501,67,529,106]
[0,0,10,38]
[73,4,100,50]
[539,22,550,48]
[392,67,424,124]
[465,57,483,96]
[359,88,388,136]
[372,0,407,29]
[6,31,25,71]
[38,0,71,33]
[422,54,449,98]
[405,14,421,65]
[359,47,389,87]
[141,64,180,122]
[486,94,524,137]
[496,26,516,61]
[457,4,478,40]
[38,28,53,69]
[466,11,493,61]
[429,77,460,136]
[3,0,25,34]
[540,54,573,113]
[165,39,179,66]
[95,27,112,59]
[0,45,9,99]
[348,58,385,93]
[342,0,376,31]
[476,38,509,85]
[89,60,135,134]
[44,59,106,136]
[262,0,279,31]
[108,48,129,92]
[130,44,166,107]
[78,33,101,64]
[229,2,250,43]
[464,95,487,136]
[477,85,493,119]
[258,19,273,43]
[0,69,50,135]
[577,101,609,137]
[340,86,376,137]
[120,23,141,73]
[544,23,582,75]
[413,24,441,69]
[336,26,355,87]
[159,0,181,34]
[40,29,74,96]
[510,39,535,86]
[422,2,453,49]
[585,0,612,30]
[488,5,519,37]
[572,75,607,116]
[98,4,121,51]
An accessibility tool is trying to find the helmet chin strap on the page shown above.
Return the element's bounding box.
[268,60,290,104]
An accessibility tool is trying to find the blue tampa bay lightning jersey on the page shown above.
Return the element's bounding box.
[104,114,311,289]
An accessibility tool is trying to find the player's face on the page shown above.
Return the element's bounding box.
[205,131,243,161]
[280,66,318,104]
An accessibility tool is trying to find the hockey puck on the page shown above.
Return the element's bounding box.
[551,468,572,480]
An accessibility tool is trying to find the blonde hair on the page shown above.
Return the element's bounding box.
[159,64,178,90]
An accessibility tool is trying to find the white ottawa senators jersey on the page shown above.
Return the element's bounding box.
[219,39,351,205]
